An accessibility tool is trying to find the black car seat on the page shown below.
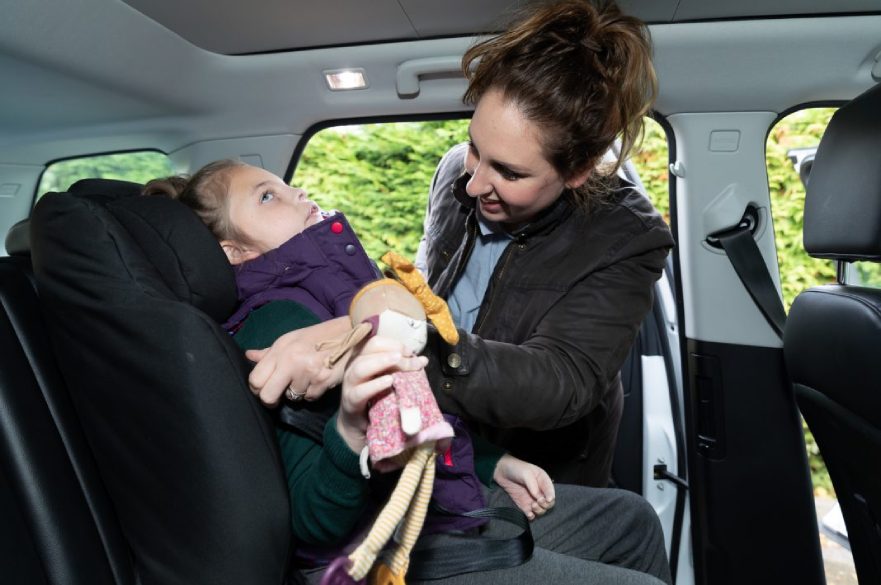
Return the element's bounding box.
[784,81,881,585]
[1,181,144,584]
[25,181,293,585]
[0,254,135,585]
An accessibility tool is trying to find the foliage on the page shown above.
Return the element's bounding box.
[766,108,838,310]
[294,121,470,260]
[38,152,173,198]
[631,118,669,221]
[766,107,838,495]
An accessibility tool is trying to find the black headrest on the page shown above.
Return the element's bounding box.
[29,187,290,585]
[5,218,29,256]
[804,82,881,261]
[68,177,144,198]
[5,178,144,257]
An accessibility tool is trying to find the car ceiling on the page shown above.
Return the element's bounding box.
[123,0,881,54]
[1,0,880,165]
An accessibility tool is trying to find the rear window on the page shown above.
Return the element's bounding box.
[36,151,173,201]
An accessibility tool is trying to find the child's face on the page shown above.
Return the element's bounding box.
[222,165,321,264]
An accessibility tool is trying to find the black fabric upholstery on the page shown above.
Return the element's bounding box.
[5,178,142,257]
[0,257,134,585]
[784,81,881,585]
[30,187,292,585]
[68,178,144,198]
[803,82,881,260]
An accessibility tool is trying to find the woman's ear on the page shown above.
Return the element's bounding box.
[220,239,260,265]
[566,166,592,190]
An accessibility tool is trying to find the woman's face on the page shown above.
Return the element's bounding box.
[221,164,321,264]
[465,89,587,228]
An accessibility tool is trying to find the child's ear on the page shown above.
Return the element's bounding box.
[220,240,260,265]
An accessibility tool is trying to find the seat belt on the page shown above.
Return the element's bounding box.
[713,221,787,339]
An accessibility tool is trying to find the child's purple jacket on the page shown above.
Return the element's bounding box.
[222,212,379,332]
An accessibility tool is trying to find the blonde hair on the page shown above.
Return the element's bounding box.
[142,159,246,241]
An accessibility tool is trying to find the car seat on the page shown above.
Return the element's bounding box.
[22,180,293,584]
[784,81,881,585]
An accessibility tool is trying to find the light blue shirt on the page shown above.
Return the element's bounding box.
[448,213,513,333]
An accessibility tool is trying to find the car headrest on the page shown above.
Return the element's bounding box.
[68,177,144,198]
[5,178,144,257]
[5,218,29,256]
[29,184,291,584]
[803,82,881,261]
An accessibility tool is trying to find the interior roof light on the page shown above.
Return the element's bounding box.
[324,68,368,91]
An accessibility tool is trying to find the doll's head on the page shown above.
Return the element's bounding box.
[350,279,428,354]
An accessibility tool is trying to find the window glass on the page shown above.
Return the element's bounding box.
[293,120,469,260]
[632,117,669,225]
[766,108,838,309]
[293,117,669,261]
[36,151,173,201]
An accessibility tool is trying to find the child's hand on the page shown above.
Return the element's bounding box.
[493,454,555,521]
[337,336,428,453]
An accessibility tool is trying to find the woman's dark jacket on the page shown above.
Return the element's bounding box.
[421,143,675,487]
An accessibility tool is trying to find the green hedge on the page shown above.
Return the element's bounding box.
[295,120,470,260]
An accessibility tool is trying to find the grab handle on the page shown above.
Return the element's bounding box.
[396,56,463,97]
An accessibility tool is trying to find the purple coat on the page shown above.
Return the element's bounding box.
[222,212,379,332]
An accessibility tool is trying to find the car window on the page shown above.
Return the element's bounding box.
[767,107,838,311]
[36,151,173,201]
[768,108,881,290]
[768,106,838,489]
[293,117,669,261]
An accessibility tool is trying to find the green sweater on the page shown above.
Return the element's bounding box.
[235,300,504,546]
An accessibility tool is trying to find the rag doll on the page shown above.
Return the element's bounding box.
[321,252,460,585]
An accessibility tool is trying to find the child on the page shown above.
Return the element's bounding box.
[143,160,556,570]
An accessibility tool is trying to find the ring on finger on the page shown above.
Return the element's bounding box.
[286,386,306,402]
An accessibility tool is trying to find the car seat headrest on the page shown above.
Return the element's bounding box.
[5,218,30,256]
[804,82,881,261]
[105,194,237,323]
[5,178,146,257]
[31,184,236,323]
[68,178,144,198]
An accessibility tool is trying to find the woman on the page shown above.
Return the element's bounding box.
[251,0,674,488]
[414,0,674,487]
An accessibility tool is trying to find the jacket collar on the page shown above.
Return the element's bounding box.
[451,172,574,239]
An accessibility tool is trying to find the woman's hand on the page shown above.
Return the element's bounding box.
[493,454,556,521]
[336,336,428,453]
[245,316,351,407]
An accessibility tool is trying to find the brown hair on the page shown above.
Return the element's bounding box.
[463,0,657,206]
[142,159,246,241]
